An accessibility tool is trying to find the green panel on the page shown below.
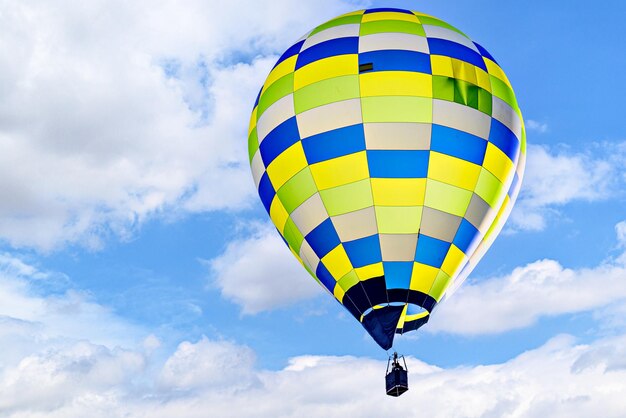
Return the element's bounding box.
[429,270,452,301]
[477,88,492,115]
[319,179,373,216]
[360,20,425,36]
[417,16,466,36]
[248,127,258,162]
[361,96,432,123]
[277,168,318,213]
[375,206,423,234]
[432,76,455,102]
[453,79,479,109]
[338,270,359,291]
[310,14,363,36]
[424,180,473,217]
[294,75,360,114]
[284,217,304,253]
[474,169,505,208]
[490,76,519,111]
[257,73,294,117]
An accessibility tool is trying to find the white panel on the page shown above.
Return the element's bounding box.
[364,122,431,150]
[250,151,265,188]
[299,239,320,274]
[432,99,491,140]
[290,193,329,236]
[302,24,360,51]
[380,234,418,262]
[358,33,429,54]
[256,94,295,143]
[420,207,462,242]
[423,25,479,53]
[296,98,362,138]
[331,207,377,242]
[492,96,523,141]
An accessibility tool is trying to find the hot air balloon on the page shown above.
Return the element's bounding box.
[248,7,525,395]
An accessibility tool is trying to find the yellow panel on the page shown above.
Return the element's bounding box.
[360,71,432,97]
[395,304,409,329]
[262,55,297,94]
[441,244,467,277]
[355,262,383,280]
[321,245,353,279]
[428,152,481,191]
[310,151,369,190]
[266,142,308,189]
[269,197,289,233]
[402,310,429,327]
[371,178,426,206]
[248,107,257,136]
[431,55,454,77]
[412,11,435,18]
[333,284,345,302]
[484,58,512,89]
[451,58,477,85]
[483,142,514,183]
[409,262,439,293]
[475,67,492,92]
[294,54,358,90]
[361,12,419,23]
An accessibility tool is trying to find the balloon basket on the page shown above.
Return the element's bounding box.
[385,352,408,397]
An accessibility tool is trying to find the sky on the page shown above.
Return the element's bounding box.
[1,0,626,416]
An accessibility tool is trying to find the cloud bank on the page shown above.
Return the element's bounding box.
[0,0,364,251]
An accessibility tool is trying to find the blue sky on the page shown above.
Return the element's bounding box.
[1,0,626,416]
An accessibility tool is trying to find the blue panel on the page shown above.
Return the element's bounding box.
[274,40,304,69]
[508,172,520,198]
[296,37,359,69]
[489,119,520,162]
[473,41,497,64]
[315,262,336,292]
[367,150,429,178]
[358,50,431,74]
[415,234,450,267]
[453,219,480,254]
[431,124,487,165]
[258,172,275,213]
[427,38,487,71]
[301,124,366,164]
[279,231,289,247]
[306,218,341,259]
[383,262,413,289]
[253,88,262,109]
[344,234,382,268]
[362,305,404,350]
[364,7,413,14]
[259,117,300,166]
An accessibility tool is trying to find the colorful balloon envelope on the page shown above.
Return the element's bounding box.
[248,8,526,350]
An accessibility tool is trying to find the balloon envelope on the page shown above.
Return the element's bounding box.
[248,8,525,350]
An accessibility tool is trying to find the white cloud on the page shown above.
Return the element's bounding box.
[511,144,621,231]
[526,119,548,133]
[3,333,626,417]
[0,254,146,364]
[428,221,626,335]
[0,0,364,251]
[158,337,257,391]
[208,224,322,314]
